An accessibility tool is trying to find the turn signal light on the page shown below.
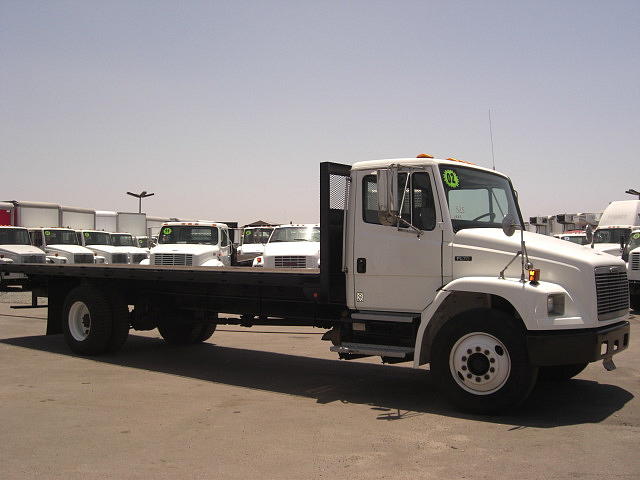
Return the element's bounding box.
[416,153,434,158]
[528,269,540,283]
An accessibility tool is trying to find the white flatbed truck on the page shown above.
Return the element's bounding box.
[0,159,631,413]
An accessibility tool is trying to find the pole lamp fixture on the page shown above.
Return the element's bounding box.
[625,189,640,199]
[126,191,155,213]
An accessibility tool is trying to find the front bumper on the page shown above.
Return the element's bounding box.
[527,321,630,366]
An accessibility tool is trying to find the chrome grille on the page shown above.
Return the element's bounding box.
[274,255,307,268]
[154,253,193,266]
[21,254,46,264]
[131,253,147,264]
[631,252,640,271]
[111,253,128,264]
[74,253,94,264]
[595,266,629,320]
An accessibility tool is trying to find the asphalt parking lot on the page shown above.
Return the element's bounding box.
[0,292,638,480]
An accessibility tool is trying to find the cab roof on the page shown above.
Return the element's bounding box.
[351,157,508,178]
[162,221,228,228]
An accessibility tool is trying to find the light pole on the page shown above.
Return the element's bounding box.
[625,188,640,199]
[126,190,155,213]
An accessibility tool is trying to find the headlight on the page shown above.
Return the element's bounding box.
[547,294,565,315]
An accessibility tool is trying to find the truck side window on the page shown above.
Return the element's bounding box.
[362,173,436,231]
[31,230,43,247]
[221,229,228,247]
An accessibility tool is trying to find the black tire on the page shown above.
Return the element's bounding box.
[106,289,130,352]
[62,285,113,355]
[431,308,538,414]
[538,363,588,381]
[631,294,640,312]
[158,313,217,345]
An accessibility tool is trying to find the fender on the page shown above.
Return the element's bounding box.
[139,258,150,265]
[413,276,578,367]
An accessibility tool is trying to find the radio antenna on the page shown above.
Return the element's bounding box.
[489,108,496,170]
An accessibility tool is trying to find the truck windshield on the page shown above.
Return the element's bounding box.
[242,228,273,245]
[439,165,521,232]
[137,237,149,248]
[0,228,31,245]
[625,232,640,256]
[594,228,630,245]
[83,231,110,245]
[560,235,588,245]
[158,226,219,245]
[45,230,78,245]
[110,234,134,247]
[269,226,320,243]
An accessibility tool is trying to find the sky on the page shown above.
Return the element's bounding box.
[1,0,639,226]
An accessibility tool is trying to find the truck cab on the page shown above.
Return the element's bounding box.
[591,200,640,256]
[0,226,46,287]
[109,233,150,264]
[253,224,320,268]
[28,228,103,264]
[76,230,148,264]
[625,229,640,310]
[141,222,232,267]
[236,226,274,264]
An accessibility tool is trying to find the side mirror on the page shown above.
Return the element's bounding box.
[585,225,593,244]
[501,214,518,237]
[376,168,398,226]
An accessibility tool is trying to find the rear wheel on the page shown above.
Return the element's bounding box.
[431,309,538,414]
[158,313,217,345]
[538,363,588,381]
[62,286,113,355]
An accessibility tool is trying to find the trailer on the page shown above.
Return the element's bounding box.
[1,160,631,413]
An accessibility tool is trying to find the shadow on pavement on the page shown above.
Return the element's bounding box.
[1,333,634,428]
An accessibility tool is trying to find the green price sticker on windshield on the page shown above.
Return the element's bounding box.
[162,227,172,235]
[44,230,51,236]
[84,232,90,238]
[443,169,460,188]
[633,233,640,239]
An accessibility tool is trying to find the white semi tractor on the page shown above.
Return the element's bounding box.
[592,200,640,256]
[0,225,47,288]
[141,221,233,267]
[2,158,631,414]
[252,224,320,268]
[76,230,149,264]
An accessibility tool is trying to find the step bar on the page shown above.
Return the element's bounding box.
[330,342,414,358]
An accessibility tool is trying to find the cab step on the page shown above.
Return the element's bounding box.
[330,342,414,358]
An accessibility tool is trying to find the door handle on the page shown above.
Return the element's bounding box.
[357,258,367,273]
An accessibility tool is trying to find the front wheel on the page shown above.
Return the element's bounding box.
[431,309,538,414]
[631,294,640,312]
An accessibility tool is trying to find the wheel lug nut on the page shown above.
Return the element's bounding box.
[475,347,481,352]
[484,350,490,355]
[490,367,495,373]
[490,358,495,363]
[462,356,467,361]
[467,373,472,379]
[461,366,467,371]
[467,349,472,354]
[484,375,490,380]
[475,377,481,382]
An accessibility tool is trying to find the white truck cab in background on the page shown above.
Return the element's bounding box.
[28,228,103,264]
[625,229,640,311]
[237,226,274,264]
[0,226,46,287]
[591,200,640,256]
[76,230,148,264]
[253,224,320,268]
[141,222,232,267]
